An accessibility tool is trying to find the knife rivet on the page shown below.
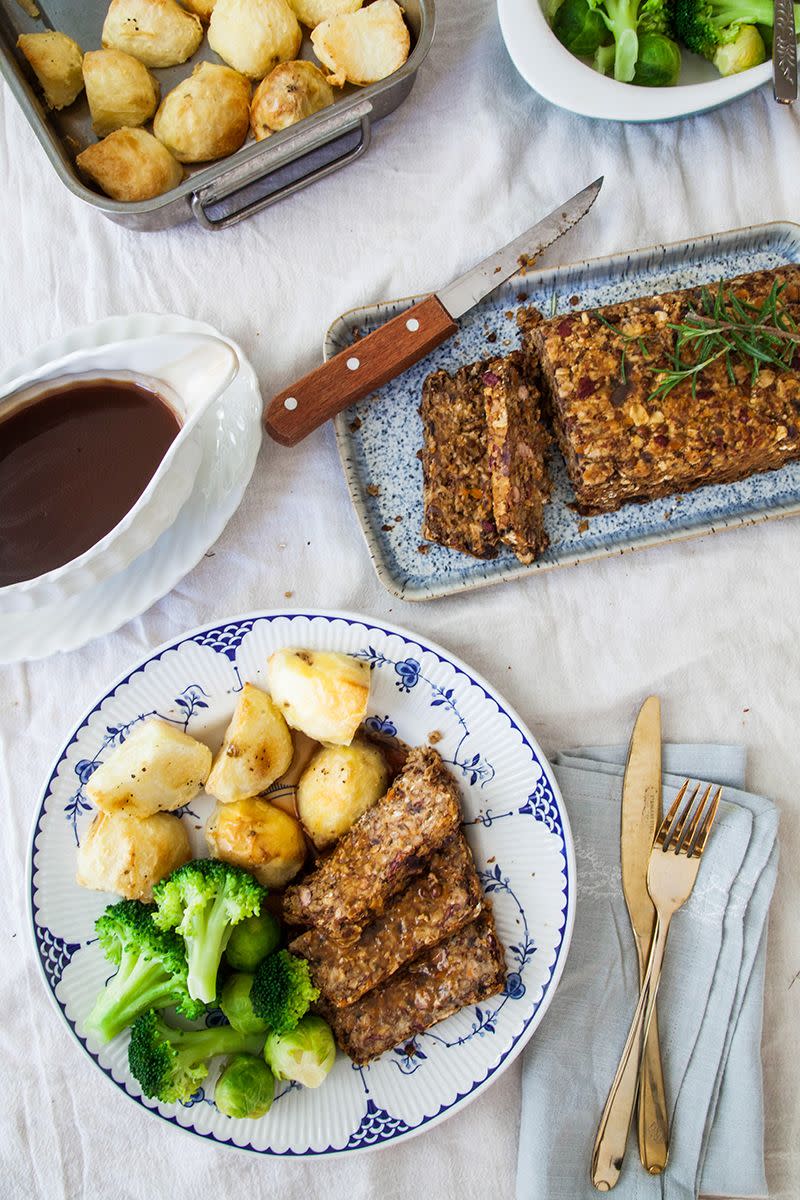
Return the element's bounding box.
[284,396,298,410]
[406,318,420,332]
[346,357,360,371]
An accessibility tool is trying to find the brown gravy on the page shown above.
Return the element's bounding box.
[0,377,180,587]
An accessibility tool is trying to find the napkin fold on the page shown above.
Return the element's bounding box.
[516,745,778,1200]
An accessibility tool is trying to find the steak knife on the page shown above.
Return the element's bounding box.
[621,695,669,1174]
[264,177,603,446]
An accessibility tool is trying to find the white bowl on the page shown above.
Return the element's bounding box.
[0,332,238,614]
[497,0,776,121]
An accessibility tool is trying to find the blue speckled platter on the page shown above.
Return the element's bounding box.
[330,222,800,600]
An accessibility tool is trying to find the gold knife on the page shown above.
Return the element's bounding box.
[621,695,669,1173]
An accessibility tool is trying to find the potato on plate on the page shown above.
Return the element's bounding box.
[285,0,361,29]
[208,0,302,79]
[77,127,184,200]
[84,717,211,815]
[17,30,84,110]
[311,0,410,86]
[102,0,203,68]
[206,797,306,887]
[250,60,335,139]
[205,682,294,803]
[297,739,388,848]
[267,648,370,746]
[83,48,160,137]
[153,62,251,162]
[76,810,191,901]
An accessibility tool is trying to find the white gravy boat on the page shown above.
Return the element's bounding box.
[0,332,239,614]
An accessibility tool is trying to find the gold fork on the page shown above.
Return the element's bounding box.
[591,781,722,1191]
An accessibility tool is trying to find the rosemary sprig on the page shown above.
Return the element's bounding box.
[590,279,800,403]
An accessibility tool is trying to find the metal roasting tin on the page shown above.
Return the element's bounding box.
[0,0,434,230]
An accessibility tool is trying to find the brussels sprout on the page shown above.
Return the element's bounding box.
[552,0,611,56]
[632,32,682,85]
[220,973,269,1036]
[225,911,282,972]
[215,1054,275,1119]
[264,1015,336,1089]
[713,24,766,75]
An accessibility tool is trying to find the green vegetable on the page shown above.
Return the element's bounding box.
[251,950,319,1035]
[553,0,612,55]
[586,0,641,81]
[128,1009,265,1104]
[152,859,267,1005]
[632,31,683,82]
[712,22,766,71]
[225,911,281,972]
[85,900,205,1043]
[264,1015,336,1089]
[220,973,269,1036]
[215,1054,275,1119]
[674,0,799,63]
[594,41,618,70]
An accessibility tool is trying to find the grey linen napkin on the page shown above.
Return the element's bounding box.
[516,745,778,1200]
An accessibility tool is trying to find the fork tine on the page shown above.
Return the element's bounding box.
[689,787,722,858]
[669,783,701,853]
[656,780,689,846]
[681,784,712,850]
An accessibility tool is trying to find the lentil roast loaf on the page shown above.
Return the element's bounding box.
[519,265,800,516]
[282,745,463,939]
[319,910,507,1065]
[420,353,551,562]
[290,831,484,1008]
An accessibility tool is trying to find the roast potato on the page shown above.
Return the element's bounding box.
[76,810,191,901]
[83,48,160,137]
[311,0,410,86]
[206,797,306,887]
[206,682,294,803]
[17,31,84,110]
[296,739,388,848]
[267,648,370,745]
[77,127,183,200]
[250,60,334,139]
[153,62,251,162]
[102,0,203,68]
[285,0,361,28]
[180,0,217,17]
[84,717,211,815]
[208,0,302,79]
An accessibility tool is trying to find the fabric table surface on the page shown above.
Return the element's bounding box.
[1,2,799,1197]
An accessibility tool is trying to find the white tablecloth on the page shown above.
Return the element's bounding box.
[2,4,799,1196]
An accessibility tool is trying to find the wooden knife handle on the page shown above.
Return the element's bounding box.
[264,294,458,446]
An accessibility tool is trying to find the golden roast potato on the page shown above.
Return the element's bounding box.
[154,62,251,162]
[76,810,191,901]
[180,0,217,17]
[296,739,388,849]
[206,682,294,803]
[285,0,361,28]
[84,717,211,814]
[206,797,307,887]
[208,0,302,80]
[311,0,410,86]
[17,30,84,110]
[102,0,203,68]
[83,48,160,137]
[250,60,334,139]
[267,648,370,745]
[77,127,184,200]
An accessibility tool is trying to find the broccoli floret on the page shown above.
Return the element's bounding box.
[674,0,799,58]
[637,0,673,33]
[152,860,267,1005]
[250,950,319,1035]
[128,1010,266,1105]
[85,900,204,1043]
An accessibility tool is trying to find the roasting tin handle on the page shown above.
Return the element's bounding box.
[190,100,373,230]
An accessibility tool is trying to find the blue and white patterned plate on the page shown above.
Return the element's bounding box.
[29,610,574,1157]
[331,221,800,600]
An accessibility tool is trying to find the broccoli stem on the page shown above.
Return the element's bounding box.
[711,0,798,24]
[597,0,641,80]
[86,954,183,1043]
[186,891,238,1004]
[171,1024,265,1072]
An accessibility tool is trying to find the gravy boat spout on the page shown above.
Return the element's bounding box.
[0,332,240,615]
